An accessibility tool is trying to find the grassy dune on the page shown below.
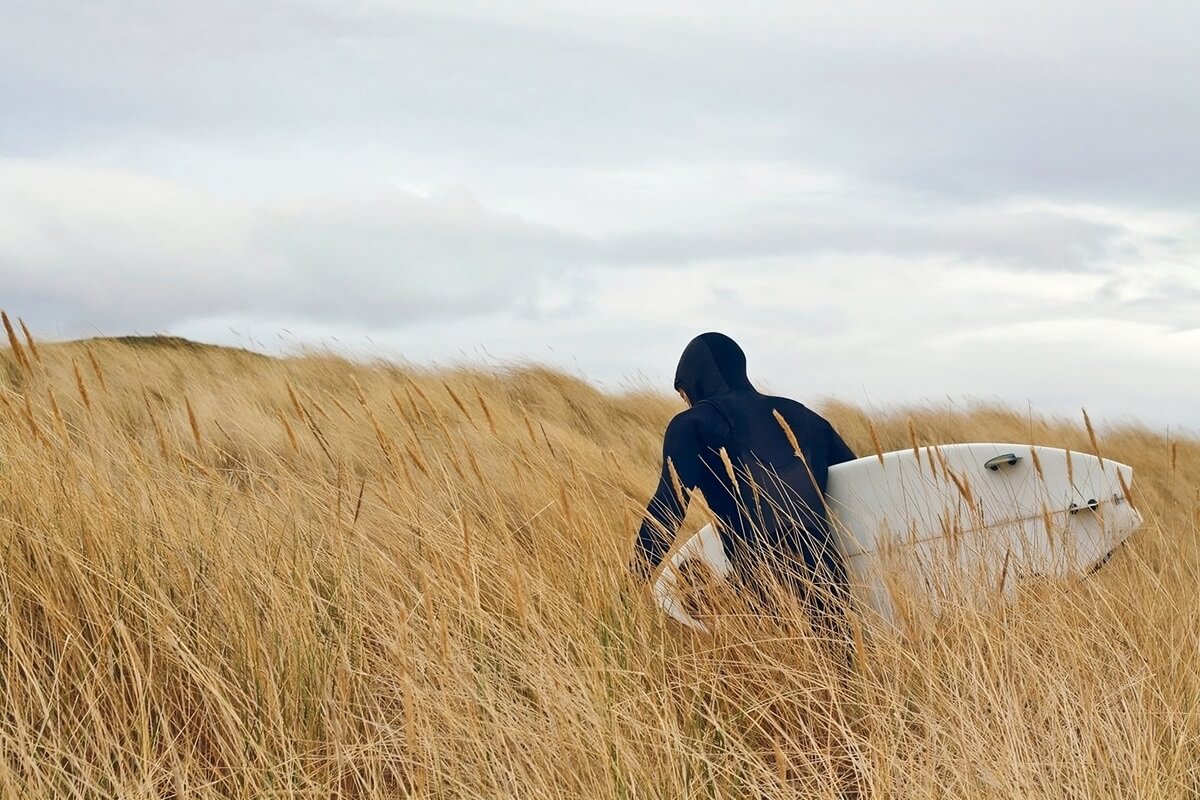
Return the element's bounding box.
[0,323,1197,798]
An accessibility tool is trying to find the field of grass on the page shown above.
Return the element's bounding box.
[1,319,1197,798]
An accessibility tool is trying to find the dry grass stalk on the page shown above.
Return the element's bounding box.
[1041,503,1055,545]
[932,445,951,482]
[773,409,802,457]
[443,445,467,484]
[907,418,920,461]
[925,444,940,481]
[285,379,306,420]
[178,450,214,477]
[401,385,425,424]
[277,408,300,453]
[867,421,885,466]
[2,310,31,372]
[295,396,336,466]
[475,388,498,436]
[45,387,67,439]
[466,447,485,486]
[85,347,108,392]
[389,388,416,424]
[301,388,330,420]
[0,333,1194,800]
[429,410,456,452]
[947,466,974,506]
[772,738,789,782]
[143,390,170,459]
[558,482,573,525]
[403,680,422,791]
[18,319,42,365]
[667,457,686,506]
[396,450,416,491]
[329,394,356,421]
[1117,469,1136,510]
[1030,446,1045,483]
[771,408,835,517]
[407,380,438,423]
[443,382,472,422]
[1083,408,1104,467]
[185,397,203,448]
[405,444,431,478]
[72,361,92,411]
[539,421,558,460]
[718,446,739,493]
[353,377,398,465]
[20,393,43,442]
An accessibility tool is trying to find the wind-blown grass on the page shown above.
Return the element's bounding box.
[0,329,1196,798]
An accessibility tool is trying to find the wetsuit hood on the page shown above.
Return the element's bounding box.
[674,332,755,402]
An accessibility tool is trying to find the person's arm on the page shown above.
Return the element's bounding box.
[630,412,705,580]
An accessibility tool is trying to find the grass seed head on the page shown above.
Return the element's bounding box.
[868,420,885,466]
[85,347,108,392]
[1030,446,1045,483]
[444,382,472,422]
[18,318,42,364]
[718,446,739,492]
[21,393,43,442]
[1083,408,1104,467]
[277,408,300,453]
[773,408,802,457]
[0,325,1194,799]
[2,310,31,373]
[72,360,92,412]
[185,397,203,448]
[475,388,498,436]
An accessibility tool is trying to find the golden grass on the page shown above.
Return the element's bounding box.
[0,332,1197,798]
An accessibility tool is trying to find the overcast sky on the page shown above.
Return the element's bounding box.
[3,0,1198,432]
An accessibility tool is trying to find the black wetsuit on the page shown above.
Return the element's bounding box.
[631,333,857,614]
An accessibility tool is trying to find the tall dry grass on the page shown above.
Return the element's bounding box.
[0,327,1197,798]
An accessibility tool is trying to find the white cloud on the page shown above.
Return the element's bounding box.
[5,0,1199,204]
[3,1,1199,429]
[0,160,590,331]
[6,157,1173,337]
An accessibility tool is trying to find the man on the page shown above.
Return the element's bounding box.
[630,332,857,624]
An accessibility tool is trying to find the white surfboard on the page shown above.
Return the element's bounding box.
[652,443,1142,632]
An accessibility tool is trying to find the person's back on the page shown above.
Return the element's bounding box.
[631,332,856,616]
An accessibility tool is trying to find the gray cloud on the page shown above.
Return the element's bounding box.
[4,1,1198,207]
[0,162,587,332]
[248,187,591,324]
[603,209,1122,272]
[2,158,1145,339]
[3,1,1199,429]
[1094,272,1200,333]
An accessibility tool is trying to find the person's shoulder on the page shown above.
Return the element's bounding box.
[661,406,691,432]
[664,402,727,437]
[668,403,721,426]
[764,395,836,428]
[762,394,814,416]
